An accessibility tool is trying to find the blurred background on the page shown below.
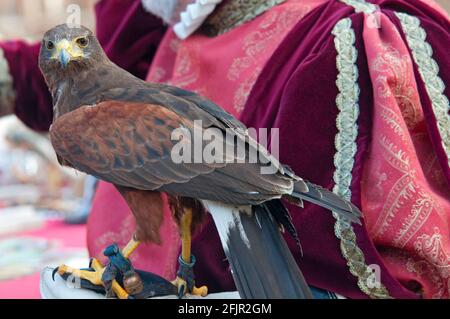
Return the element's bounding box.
[0,0,448,299]
[0,0,447,39]
[0,0,96,39]
[0,0,98,299]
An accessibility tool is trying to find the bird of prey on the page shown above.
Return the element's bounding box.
[39,24,361,299]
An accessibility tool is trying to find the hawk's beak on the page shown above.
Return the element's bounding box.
[59,48,70,68]
[52,39,84,68]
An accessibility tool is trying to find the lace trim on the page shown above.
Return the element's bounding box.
[0,47,15,116]
[201,0,285,36]
[172,0,223,39]
[339,0,377,14]
[395,12,450,170]
[332,18,391,299]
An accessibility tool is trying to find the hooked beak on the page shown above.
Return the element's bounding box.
[51,39,84,68]
[59,48,70,68]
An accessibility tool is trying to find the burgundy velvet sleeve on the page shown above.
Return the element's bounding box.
[240,1,420,299]
[192,0,429,299]
[95,0,166,80]
[0,41,52,131]
[1,0,166,131]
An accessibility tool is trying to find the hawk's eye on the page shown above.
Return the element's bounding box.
[76,37,89,48]
[46,40,54,50]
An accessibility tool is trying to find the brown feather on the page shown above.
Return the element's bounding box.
[115,186,163,244]
[50,100,295,205]
[167,195,207,234]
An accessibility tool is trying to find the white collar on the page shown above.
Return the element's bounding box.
[141,0,223,39]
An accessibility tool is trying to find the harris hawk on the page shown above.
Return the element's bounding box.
[39,24,361,299]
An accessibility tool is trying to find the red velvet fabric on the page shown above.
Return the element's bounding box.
[0,41,52,131]
[192,0,450,298]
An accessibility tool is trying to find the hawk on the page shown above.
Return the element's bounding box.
[39,25,361,299]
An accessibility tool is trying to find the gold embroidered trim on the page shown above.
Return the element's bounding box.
[395,12,450,169]
[201,0,285,36]
[332,17,392,299]
[0,47,15,117]
[339,0,377,14]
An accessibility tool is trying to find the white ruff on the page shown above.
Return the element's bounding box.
[141,0,180,24]
[141,0,223,39]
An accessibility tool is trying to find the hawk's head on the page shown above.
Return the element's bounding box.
[39,24,106,83]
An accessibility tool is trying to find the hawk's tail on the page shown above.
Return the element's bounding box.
[284,180,362,225]
[203,200,312,299]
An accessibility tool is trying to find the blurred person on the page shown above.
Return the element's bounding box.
[1,0,450,299]
[64,175,98,224]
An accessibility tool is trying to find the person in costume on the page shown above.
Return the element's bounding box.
[1,0,449,298]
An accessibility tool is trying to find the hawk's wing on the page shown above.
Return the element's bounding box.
[156,83,248,131]
[91,85,298,180]
[93,84,248,132]
[50,100,295,203]
[50,100,226,190]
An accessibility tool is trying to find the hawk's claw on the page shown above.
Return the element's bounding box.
[178,283,185,299]
[52,267,59,281]
[54,243,140,299]
[172,254,208,298]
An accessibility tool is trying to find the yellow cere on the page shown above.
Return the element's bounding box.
[51,38,85,60]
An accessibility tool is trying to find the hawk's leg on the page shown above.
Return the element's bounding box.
[172,207,208,298]
[55,234,142,299]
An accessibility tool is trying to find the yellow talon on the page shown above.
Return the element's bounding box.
[111,281,130,299]
[171,277,187,293]
[57,258,131,299]
[57,262,103,285]
[192,285,208,297]
[171,277,208,297]
[172,207,208,298]
[90,258,104,272]
[55,235,142,299]
[122,234,140,259]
